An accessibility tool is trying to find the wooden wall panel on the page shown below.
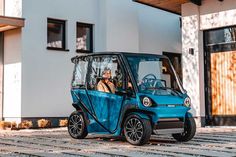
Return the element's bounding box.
[211,51,236,116]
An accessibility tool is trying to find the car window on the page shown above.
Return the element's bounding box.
[87,55,124,94]
[71,57,88,88]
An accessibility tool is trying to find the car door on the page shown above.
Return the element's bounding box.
[86,55,125,132]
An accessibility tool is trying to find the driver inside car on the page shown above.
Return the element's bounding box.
[97,68,116,94]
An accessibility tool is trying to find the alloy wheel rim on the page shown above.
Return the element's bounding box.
[125,118,143,142]
[69,114,83,137]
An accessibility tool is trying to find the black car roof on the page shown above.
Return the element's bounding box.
[72,52,168,62]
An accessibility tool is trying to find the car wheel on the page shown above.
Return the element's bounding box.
[68,111,88,139]
[172,117,196,142]
[124,114,152,145]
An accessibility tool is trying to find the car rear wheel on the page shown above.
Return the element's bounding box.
[68,111,88,139]
[124,114,152,145]
[172,117,196,142]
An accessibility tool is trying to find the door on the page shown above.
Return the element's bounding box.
[204,26,236,125]
[86,55,125,132]
[0,32,3,121]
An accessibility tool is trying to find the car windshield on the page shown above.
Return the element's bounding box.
[125,54,184,96]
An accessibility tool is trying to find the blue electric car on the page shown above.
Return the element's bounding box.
[68,52,196,145]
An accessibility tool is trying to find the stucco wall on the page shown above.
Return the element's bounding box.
[4,0,22,17]
[138,4,181,54]
[20,0,101,118]
[105,0,139,52]
[3,28,22,122]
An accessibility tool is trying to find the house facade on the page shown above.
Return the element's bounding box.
[0,0,182,126]
[137,0,236,126]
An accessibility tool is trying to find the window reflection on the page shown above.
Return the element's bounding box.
[76,23,93,52]
[47,19,66,49]
[205,26,236,53]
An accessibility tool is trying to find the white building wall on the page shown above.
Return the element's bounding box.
[21,0,101,117]
[3,0,181,119]
[181,0,236,126]
[138,4,181,54]
[4,0,22,17]
[105,0,139,52]
[3,28,22,123]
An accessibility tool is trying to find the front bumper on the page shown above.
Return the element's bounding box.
[153,118,185,134]
[154,118,184,130]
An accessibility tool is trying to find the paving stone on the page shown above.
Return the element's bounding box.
[0,127,235,157]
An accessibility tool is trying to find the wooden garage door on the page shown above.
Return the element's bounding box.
[211,51,236,116]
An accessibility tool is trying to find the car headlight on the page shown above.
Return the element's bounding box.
[142,97,152,107]
[184,97,191,107]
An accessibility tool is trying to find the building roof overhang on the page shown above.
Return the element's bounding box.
[134,0,203,15]
[0,16,25,32]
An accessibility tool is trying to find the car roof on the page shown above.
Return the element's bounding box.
[72,52,168,61]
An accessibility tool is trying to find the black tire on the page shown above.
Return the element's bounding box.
[172,117,196,142]
[124,114,152,145]
[67,111,88,139]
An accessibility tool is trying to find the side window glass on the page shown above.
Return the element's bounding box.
[87,55,124,94]
[72,57,88,88]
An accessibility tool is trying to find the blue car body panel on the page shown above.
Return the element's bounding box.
[87,90,123,132]
[71,88,190,135]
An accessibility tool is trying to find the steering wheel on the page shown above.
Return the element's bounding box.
[141,74,157,88]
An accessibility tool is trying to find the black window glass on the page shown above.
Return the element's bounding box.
[47,18,66,49]
[205,26,236,53]
[76,22,93,53]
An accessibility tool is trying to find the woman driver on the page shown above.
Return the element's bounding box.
[97,68,115,94]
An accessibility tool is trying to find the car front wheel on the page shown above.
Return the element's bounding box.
[124,114,152,145]
[172,117,196,142]
[68,111,88,139]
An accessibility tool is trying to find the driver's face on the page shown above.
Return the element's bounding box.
[102,70,111,79]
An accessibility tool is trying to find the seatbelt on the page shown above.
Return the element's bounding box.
[103,82,113,93]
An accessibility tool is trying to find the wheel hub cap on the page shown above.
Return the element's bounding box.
[69,114,83,137]
[125,118,143,142]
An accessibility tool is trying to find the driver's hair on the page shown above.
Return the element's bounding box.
[102,67,111,75]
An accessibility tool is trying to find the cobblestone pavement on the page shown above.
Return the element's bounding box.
[0,127,235,157]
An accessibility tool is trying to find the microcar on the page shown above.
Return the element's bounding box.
[68,52,196,145]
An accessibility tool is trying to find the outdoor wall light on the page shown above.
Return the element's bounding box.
[189,48,194,55]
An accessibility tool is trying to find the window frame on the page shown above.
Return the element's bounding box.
[47,18,69,51]
[76,22,93,53]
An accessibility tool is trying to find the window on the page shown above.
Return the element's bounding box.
[76,22,93,53]
[47,18,67,50]
[72,57,88,88]
[87,56,124,94]
[126,55,183,96]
